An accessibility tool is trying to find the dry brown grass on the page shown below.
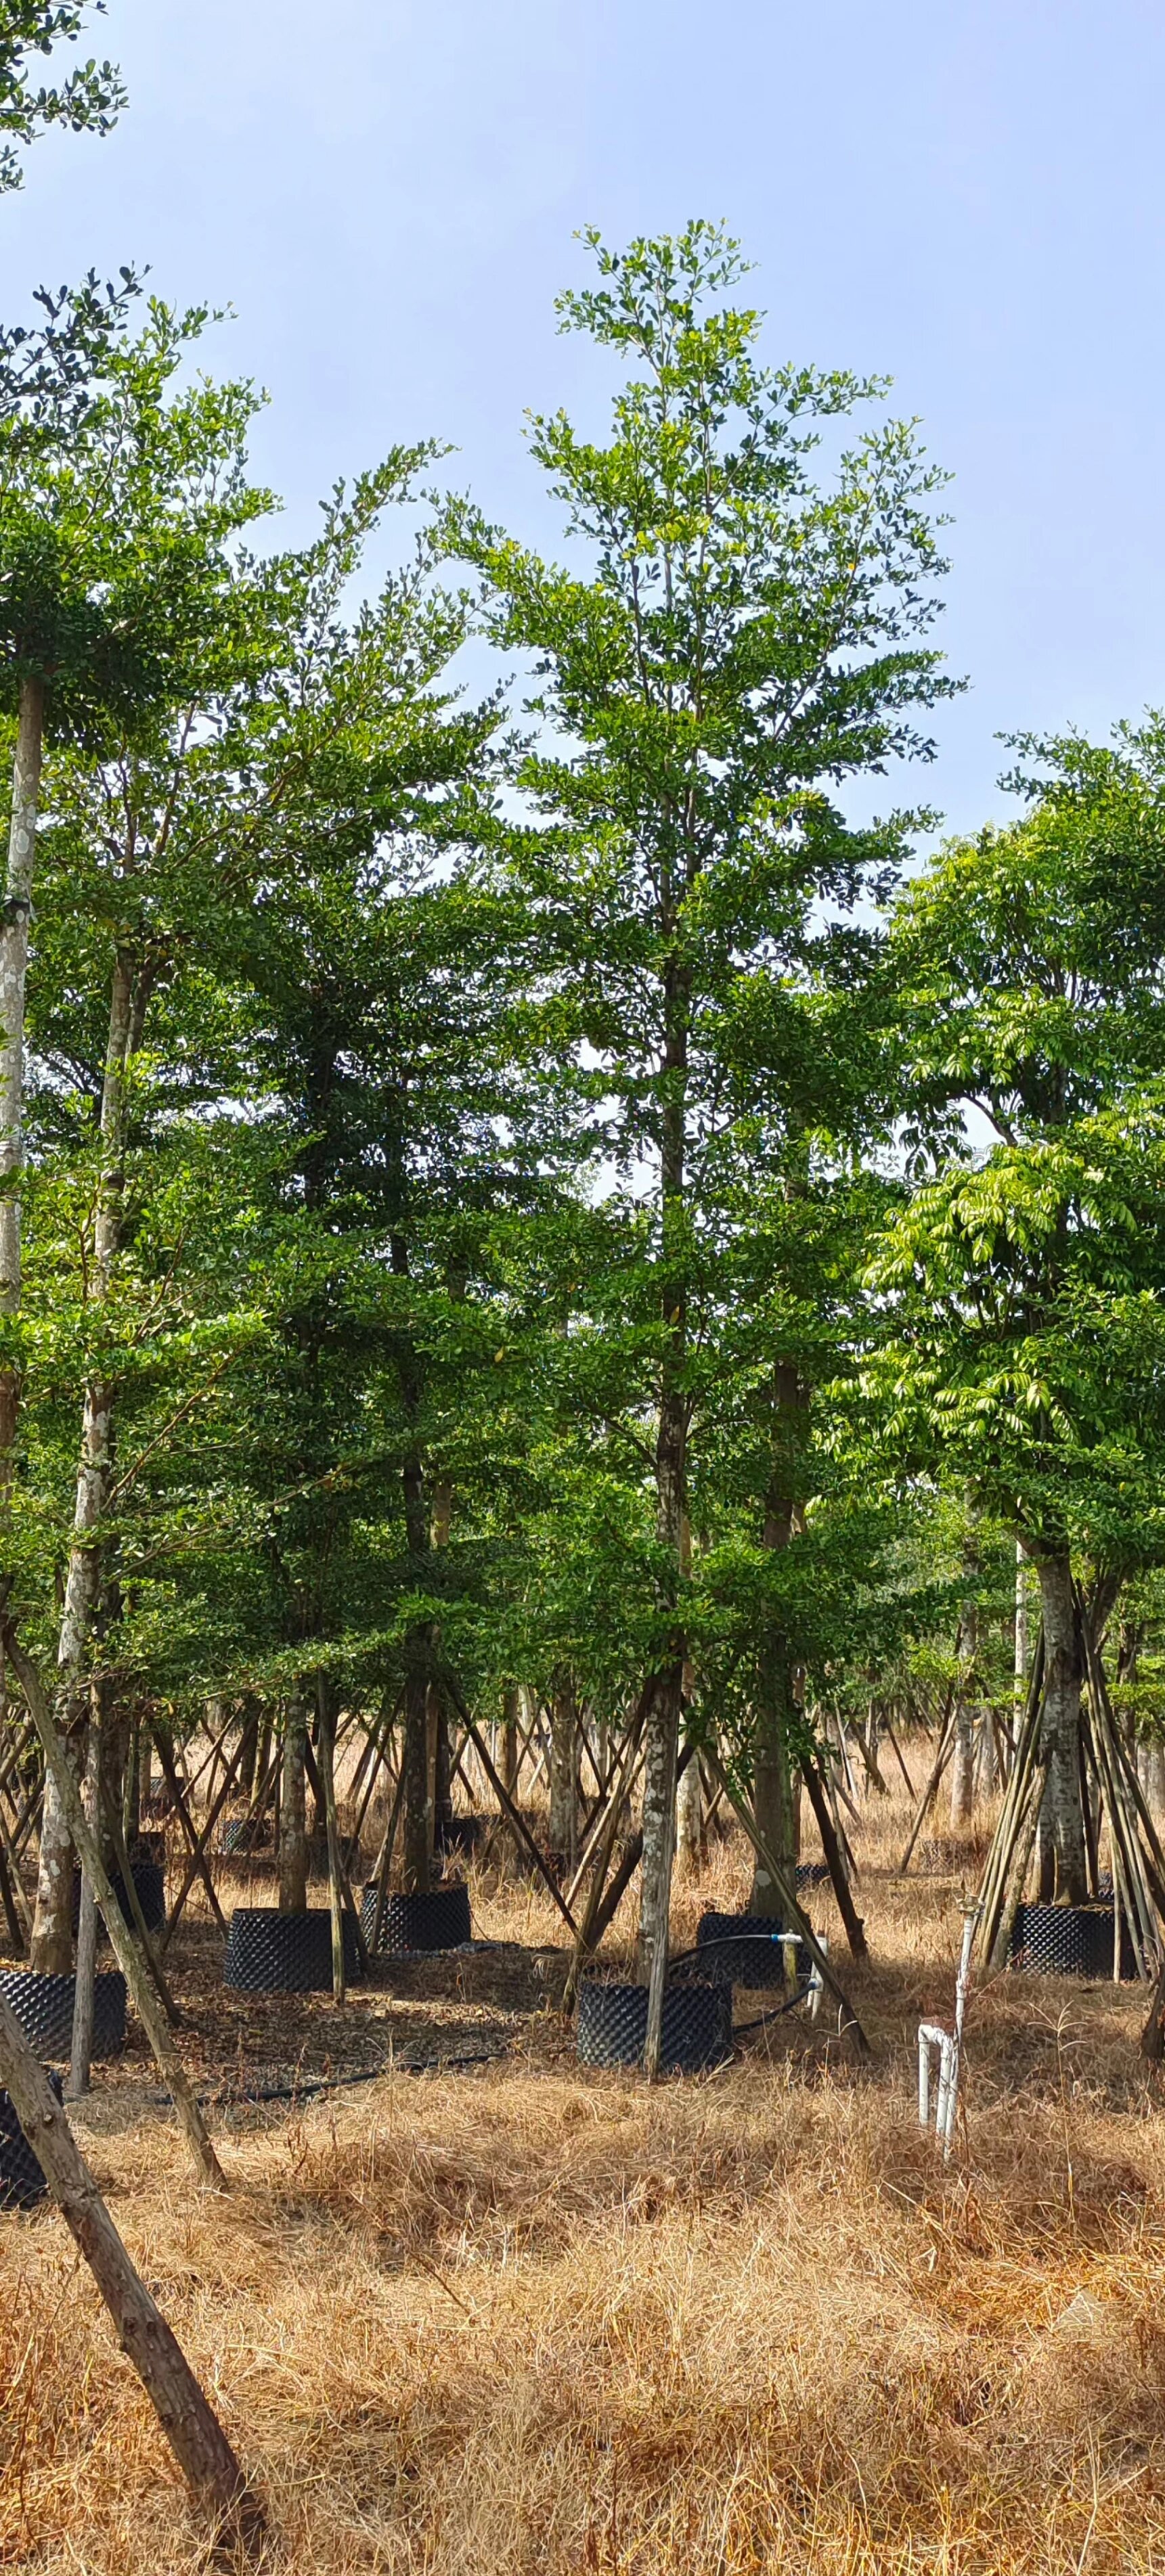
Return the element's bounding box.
[6,1767,1165,2572]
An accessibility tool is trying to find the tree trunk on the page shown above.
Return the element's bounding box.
[0,674,44,1473]
[749,1364,806,1914]
[66,1717,102,2100]
[949,1600,977,1829]
[317,1677,345,2005]
[29,1761,76,1974]
[401,1661,431,1894]
[1149,1741,1165,1818]
[0,1993,262,2552]
[278,1690,309,1912]
[638,955,689,2076]
[676,1740,704,1874]
[548,1672,577,1862]
[32,951,135,1971]
[1036,1549,1088,1903]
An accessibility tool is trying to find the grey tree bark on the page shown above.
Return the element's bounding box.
[638,959,688,2076]
[548,1672,577,1863]
[749,1365,806,1914]
[31,949,135,1972]
[66,1716,102,2099]
[1035,1548,1088,1903]
[949,1600,977,1830]
[278,1690,309,1912]
[0,673,44,1470]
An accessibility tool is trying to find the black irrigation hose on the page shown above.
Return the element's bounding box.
[140,2041,516,2114]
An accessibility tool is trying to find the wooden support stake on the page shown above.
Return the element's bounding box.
[5,1629,225,2190]
[151,1721,228,1934]
[800,1755,868,1959]
[705,1747,870,2054]
[0,1993,263,2554]
[441,1672,579,1937]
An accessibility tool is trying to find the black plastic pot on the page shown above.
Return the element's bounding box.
[307,1830,362,1876]
[0,2075,62,2212]
[0,1968,127,2060]
[223,1906,364,1993]
[796,1861,831,1890]
[436,1813,489,1857]
[71,1858,165,1942]
[361,1880,472,1955]
[695,1909,790,1988]
[219,1814,272,1856]
[1009,1901,1139,1980]
[577,1974,732,2073]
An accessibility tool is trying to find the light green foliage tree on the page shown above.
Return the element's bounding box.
[447,221,955,1988]
[866,726,1165,1898]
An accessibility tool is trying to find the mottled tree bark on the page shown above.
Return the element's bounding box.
[949,1599,977,1830]
[278,1690,309,1912]
[750,1364,806,1915]
[1035,1549,1088,1903]
[638,961,689,2074]
[31,950,136,1972]
[548,1672,577,1862]
[0,674,44,1472]
[401,1663,431,1894]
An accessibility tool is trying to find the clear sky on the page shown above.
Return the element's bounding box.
[7,0,1165,836]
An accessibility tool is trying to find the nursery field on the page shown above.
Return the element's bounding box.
[5,1774,1165,2576]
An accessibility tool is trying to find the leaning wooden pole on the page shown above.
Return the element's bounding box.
[0,1993,263,2554]
[3,1628,225,2190]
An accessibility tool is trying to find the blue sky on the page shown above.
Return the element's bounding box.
[9,0,1165,838]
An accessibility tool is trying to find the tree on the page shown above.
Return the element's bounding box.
[448,221,954,2044]
[0,2,123,195]
[866,726,1165,1899]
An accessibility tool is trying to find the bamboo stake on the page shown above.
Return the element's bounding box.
[150,1721,228,1934]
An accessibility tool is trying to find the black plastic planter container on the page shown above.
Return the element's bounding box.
[0,1968,127,2060]
[577,1974,732,2073]
[796,1861,831,1890]
[219,1814,272,1857]
[0,2073,62,2212]
[436,1813,489,1858]
[695,1910,790,1988]
[71,1857,165,1942]
[1009,1901,1139,1980]
[361,1880,472,1955]
[224,1906,364,1993]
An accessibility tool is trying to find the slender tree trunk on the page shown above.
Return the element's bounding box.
[1149,1740,1165,1818]
[750,1365,806,1914]
[950,1600,977,1830]
[31,951,135,1971]
[278,1690,309,1912]
[67,1717,102,2099]
[0,1994,261,2552]
[401,1663,431,1894]
[0,674,44,1473]
[638,960,689,2074]
[548,1672,577,1861]
[1035,1548,1088,1903]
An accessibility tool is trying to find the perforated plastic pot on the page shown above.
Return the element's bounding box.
[577,1974,732,2073]
[0,2072,62,2212]
[219,1814,272,1856]
[695,1910,790,1988]
[796,1861,831,1890]
[0,1968,126,2060]
[436,1814,488,1857]
[1009,1901,1138,1980]
[361,1880,472,1955]
[223,1907,364,1993]
[71,1859,165,1941]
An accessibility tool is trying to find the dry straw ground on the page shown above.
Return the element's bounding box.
[5,1773,1165,2573]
